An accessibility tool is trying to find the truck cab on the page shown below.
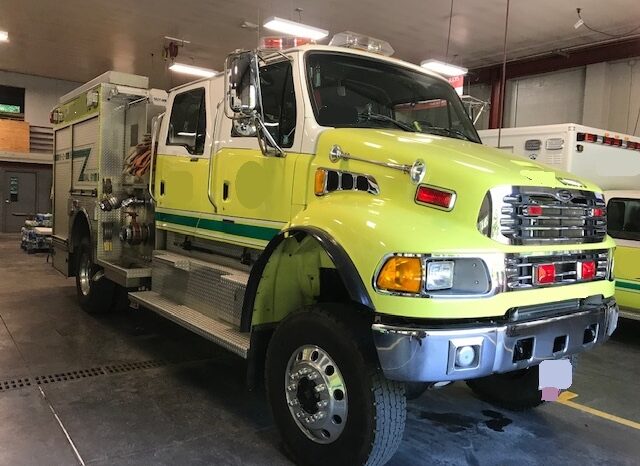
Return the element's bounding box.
[52,35,619,466]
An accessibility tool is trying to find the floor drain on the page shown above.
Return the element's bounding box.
[0,360,166,393]
[0,378,32,392]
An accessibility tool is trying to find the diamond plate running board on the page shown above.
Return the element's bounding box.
[129,291,250,358]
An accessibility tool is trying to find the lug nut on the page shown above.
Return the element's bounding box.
[314,383,327,393]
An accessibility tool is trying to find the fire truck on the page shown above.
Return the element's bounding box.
[51,34,618,466]
[480,123,640,321]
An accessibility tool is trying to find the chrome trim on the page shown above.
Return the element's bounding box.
[372,252,506,299]
[148,112,164,203]
[372,297,618,382]
[314,168,380,196]
[488,186,607,245]
[329,144,412,173]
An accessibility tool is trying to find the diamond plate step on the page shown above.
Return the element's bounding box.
[151,250,250,326]
[129,291,250,358]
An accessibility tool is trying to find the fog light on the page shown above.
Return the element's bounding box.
[426,261,454,291]
[455,345,476,368]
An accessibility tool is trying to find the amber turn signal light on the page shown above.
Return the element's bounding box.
[314,169,327,196]
[376,256,422,294]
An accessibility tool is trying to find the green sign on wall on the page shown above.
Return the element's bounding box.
[0,104,21,113]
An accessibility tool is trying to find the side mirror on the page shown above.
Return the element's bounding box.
[225,51,259,116]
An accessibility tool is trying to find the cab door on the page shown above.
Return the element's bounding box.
[155,82,212,235]
[206,59,302,245]
[607,196,640,316]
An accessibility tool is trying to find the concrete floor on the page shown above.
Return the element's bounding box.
[0,233,638,465]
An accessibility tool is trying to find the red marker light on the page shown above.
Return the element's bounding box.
[416,186,454,209]
[527,205,543,216]
[581,261,596,280]
[584,133,597,143]
[535,264,556,284]
[592,208,604,217]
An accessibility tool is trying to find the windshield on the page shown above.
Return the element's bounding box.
[306,52,481,143]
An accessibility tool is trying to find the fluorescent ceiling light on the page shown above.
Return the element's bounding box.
[169,63,217,78]
[263,16,328,40]
[420,59,468,77]
[0,31,8,42]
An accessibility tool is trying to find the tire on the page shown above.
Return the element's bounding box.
[75,236,115,314]
[266,305,406,466]
[466,365,543,411]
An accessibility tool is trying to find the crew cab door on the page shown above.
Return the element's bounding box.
[155,82,212,234]
[209,59,302,234]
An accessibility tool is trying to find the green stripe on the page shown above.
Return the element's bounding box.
[155,212,280,241]
[616,280,640,291]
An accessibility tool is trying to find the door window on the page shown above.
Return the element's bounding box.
[232,61,296,148]
[607,198,640,241]
[166,87,206,155]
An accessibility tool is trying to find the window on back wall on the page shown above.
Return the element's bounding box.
[0,85,26,120]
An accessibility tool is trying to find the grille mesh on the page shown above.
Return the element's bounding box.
[506,250,609,290]
[498,188,606,245]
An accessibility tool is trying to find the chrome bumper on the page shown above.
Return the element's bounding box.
[372,298,618,382]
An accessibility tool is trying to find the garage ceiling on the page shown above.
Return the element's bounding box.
[0,0,639,88]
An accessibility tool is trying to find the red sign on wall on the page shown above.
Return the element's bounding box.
[448,75,464,96]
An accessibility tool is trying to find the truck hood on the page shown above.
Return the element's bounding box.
[321,128,601,192]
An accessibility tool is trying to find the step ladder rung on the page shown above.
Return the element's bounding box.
[129,291,250,358]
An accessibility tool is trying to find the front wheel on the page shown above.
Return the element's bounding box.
[75,236,115,314]
[266,305,406,466]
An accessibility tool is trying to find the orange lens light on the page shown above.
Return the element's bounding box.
[314,169,327,195]
[376,257,422,294]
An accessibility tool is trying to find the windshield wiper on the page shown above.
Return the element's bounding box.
[418,126,471,141]
[358,112,416,133]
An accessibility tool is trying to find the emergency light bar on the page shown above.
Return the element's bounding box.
[577,132,640,151]
[260,36,312,51]
[329,31,394,56]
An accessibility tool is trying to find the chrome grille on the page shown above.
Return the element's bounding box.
[497,187,606,245]
[506,250,609,290]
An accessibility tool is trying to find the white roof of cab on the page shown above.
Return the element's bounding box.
[169,44,449,93]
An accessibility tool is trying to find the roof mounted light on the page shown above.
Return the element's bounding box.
[169,63,217,78]
[0,31,8,43]
[329,31,394,56]
[263,16,328,41]
[420,59,468,77]
[259,36,312,51]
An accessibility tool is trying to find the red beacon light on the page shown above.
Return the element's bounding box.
[259,36,312,51]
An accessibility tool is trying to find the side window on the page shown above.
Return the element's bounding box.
[166,87,206,155]
[607,198,640,241]
[256,61,297,148]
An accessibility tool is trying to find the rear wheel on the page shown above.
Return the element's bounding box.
[75,236,115,314]
[466,365,543,410]
[266,305,406,466]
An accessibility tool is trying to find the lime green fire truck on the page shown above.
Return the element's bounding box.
[51,33,618,466]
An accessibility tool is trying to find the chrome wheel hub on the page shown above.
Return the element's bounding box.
[78,255,91,296]
[285,345,348,444]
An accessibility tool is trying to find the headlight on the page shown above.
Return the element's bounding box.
[477,192,492,237]
[426,261,455,291]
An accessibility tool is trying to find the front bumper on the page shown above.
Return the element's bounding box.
[372,297,618,382]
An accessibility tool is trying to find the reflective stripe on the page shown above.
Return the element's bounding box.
[155,212,280,241]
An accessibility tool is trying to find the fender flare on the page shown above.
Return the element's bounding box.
[240,226,375,331]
